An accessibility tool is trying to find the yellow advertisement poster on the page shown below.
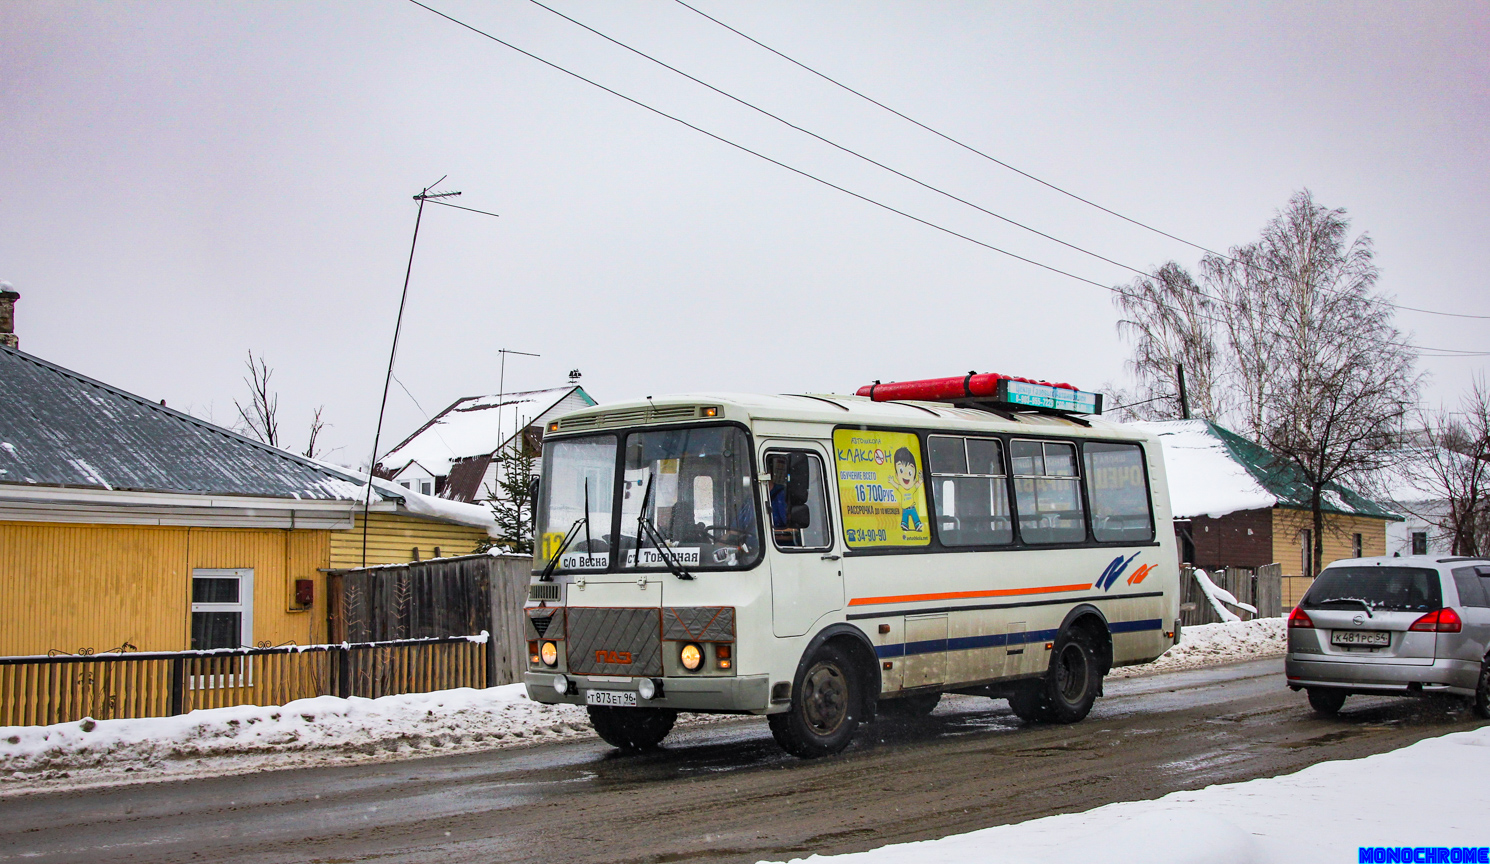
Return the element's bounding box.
[832,429,930,548]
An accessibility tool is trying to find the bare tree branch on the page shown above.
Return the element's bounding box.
[234,351,279,448]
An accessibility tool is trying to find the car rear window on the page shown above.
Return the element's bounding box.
[1302,567,1442,613]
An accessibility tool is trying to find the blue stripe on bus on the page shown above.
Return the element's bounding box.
[872,619,1164,659]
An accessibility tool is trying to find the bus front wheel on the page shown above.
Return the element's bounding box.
[769,643,861,758]
[1007,628,1102,724]
[587,706,677,751]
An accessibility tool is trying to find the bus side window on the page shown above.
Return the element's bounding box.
[1011,440,1086,544]
[1082,442,1154,543]
[766,452,831,550]
[928,435,1012,546]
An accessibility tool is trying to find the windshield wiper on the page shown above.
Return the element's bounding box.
[539,517,585,582]
[1313,598,1374,618]
[634,471,693,580]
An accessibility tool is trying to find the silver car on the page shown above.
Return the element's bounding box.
[1286,555,1490,716]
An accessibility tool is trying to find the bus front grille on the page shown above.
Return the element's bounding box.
[566,607,663,677]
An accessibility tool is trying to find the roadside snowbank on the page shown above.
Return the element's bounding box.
[1109,616,1286,678]
[0,684,591,795]
[765,724,1490,864]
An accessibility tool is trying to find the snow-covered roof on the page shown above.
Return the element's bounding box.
[1373,448,1468,506]
[309,459,498,536]
[1130,420,1278,519]
[379,386,594,479]
[1129,419,1399,521]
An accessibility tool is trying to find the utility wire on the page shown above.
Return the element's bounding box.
[526,0,1147,281]
[670,0,1490,323]
[408,1,1486,358]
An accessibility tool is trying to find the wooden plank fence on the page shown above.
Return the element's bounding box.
[0,635,486,728]
[1179,562,1283,627]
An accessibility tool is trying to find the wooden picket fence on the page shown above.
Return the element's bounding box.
[1179,563,1283,626]
[0,634,487,728]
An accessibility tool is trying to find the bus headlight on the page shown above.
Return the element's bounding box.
[680,643,703,671]
[553,674,569,695]
[540,641,559,667]
[638,677,657,700]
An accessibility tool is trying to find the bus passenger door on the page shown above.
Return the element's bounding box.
[763,446,844,637]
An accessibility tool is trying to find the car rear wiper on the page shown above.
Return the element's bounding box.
[1314,598,1374,618]
[634,471,693,581]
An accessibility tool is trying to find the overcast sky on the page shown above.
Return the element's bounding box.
[3,1,1487,466]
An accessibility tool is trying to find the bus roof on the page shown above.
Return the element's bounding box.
[545,392,1152,442]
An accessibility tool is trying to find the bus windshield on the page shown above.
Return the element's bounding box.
[619,426,760,570]
[534,425,761,573]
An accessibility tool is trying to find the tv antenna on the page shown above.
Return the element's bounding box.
[361,177,500,567]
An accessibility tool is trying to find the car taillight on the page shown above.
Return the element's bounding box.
[1287,607,1314,629]
[1409,608,1462,633]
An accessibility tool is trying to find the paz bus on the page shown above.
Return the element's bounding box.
[522,373,1180,757]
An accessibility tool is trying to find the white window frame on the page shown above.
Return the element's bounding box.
[191,568,254,688]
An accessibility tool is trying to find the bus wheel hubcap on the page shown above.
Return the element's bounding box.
[803,663,848,734]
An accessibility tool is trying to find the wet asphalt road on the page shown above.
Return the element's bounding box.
[2,658,1485,864]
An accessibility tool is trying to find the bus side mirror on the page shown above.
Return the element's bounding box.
[785,452,811,506]
[528,477,541,528]
[787,503,812,530]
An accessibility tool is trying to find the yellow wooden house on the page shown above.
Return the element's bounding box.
[0,346,497,658]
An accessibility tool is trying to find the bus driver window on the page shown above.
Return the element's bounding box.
[766,452,830,549]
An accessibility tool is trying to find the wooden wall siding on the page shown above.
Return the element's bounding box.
[1270,509,1390,578]
[0,522,188,655]
[332,556,492,643]
[488,555,534,686]
[328,513,488,569]
[1188,509,1274,569]
[0,522,328,657]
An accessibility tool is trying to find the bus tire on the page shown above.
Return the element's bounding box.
[587,706,677,751]
[1011,628,1103,724]
[769,643,860,758]
[1306,687,1347,716]
[880,692,940,720]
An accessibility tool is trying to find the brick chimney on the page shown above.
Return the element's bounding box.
[0,282,17,350]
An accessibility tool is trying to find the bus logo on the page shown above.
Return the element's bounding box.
[596,650,632,665]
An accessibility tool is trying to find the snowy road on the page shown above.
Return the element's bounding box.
[2,658,1484,864]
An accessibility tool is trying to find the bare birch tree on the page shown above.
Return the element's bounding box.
[235,351,280,448]
[1409,375,1490,556]
[1111,262,1225,421]
[1205,190,1421,575]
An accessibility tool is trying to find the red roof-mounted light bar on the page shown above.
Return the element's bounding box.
[855,373,1103,415]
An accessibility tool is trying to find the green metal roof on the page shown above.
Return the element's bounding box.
[1204,421,1401,521]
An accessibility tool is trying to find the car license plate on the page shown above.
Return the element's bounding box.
[585,689,637,707]
[1331,630,1390,646]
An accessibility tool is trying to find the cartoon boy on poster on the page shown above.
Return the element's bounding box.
[891,446,924,532]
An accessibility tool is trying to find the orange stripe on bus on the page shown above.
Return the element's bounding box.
[847,583,1093,607]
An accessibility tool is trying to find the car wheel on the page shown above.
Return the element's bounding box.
[880,692,941,720]
[768,643,860,758]
[1306,687,1347,716]
[1473,661,1490,720]
[587,706,677,751]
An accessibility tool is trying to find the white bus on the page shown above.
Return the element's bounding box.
[522,374,1180,757]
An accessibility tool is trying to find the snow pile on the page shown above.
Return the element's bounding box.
[0,685,594,795]
[1193,568,1257,622]
[766,725,1490,864]
[1128,419,1276,519]
[1110,616,1286,678]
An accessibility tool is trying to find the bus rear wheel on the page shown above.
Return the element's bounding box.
[769,643,860,758]
[1008,628,1102,724]
[880,692,941,720]
[587,706,677,751]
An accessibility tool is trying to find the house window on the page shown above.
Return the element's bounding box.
[191,568,253,650]
[399,480,412,489]
[1352,533,1363,559]
[419,479,433,496]
[1300,530,1313,577]
[1411,531,1428,556]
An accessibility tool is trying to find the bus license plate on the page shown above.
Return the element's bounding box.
[585,689,637,708]
[1332,630,1390,646]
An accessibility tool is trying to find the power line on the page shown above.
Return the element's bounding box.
[525,0,1148,281]
[670,0,1490,323]
[407,1,1485,359]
